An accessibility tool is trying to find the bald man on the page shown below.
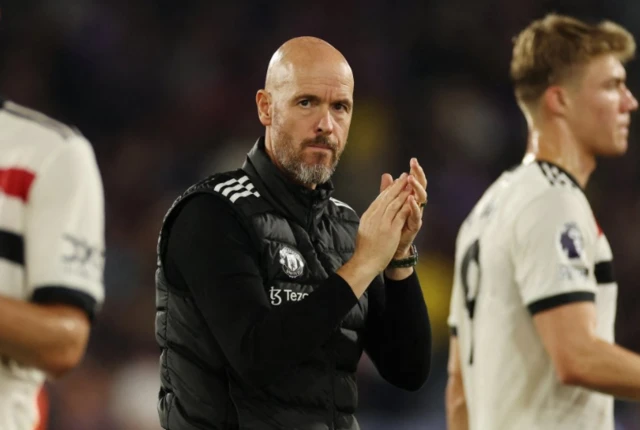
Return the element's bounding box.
[155,37,432,430]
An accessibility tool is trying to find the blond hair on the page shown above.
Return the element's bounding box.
[511,14,636,107]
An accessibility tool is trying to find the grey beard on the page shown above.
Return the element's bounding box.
[270,132,341,187]
[282,159,336,186]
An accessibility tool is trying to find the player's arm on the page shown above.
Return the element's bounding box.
[534,302,640,400]
[0,299,90,378]
[0,137,105,378]
[446,334,469,430]
[515,188,640,400]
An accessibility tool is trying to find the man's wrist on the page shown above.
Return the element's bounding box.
[393,246,413,260]
[345,252,384,279]
[388,244,418,269]
[385,244,418,280]
[384,266,414,281]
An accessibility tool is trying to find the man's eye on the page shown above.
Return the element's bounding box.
[299,100,310,107]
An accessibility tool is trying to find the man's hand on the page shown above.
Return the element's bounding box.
[337,175,415,297]
[380,158,427,259]
[354,174,414,272]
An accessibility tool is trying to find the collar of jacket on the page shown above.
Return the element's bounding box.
[243,137,334,228]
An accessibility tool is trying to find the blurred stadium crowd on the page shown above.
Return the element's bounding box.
[1,0,639,428]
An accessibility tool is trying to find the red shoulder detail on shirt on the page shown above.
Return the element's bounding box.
[0,168,36,202]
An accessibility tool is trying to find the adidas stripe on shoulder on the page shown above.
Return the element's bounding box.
[157,172,261,259]
[213,174,260,203]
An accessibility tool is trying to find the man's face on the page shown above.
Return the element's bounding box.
[568,54,638,157]
[267,60,353,187]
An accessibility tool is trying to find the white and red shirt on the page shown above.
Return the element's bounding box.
[0,100,105,430]
[448,160,617,430]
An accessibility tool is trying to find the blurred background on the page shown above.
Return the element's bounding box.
[1,0,639,428]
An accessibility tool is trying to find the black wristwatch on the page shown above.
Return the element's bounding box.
[387,244,418,268]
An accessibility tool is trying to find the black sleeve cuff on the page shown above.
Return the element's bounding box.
[383,269,419,290]
[527,291,595,315]
[31,286,98,322]
[331,273,361,310]
[449,325,458,336]
[595,261,615,284]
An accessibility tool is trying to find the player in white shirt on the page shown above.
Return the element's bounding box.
[446,14,640,430]
[0,99,105,430]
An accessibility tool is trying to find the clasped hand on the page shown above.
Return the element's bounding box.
[355,158,427,273]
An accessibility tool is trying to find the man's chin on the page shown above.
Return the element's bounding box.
[295,163,335,184]
[593,137,628,157]
[612,139,629,156]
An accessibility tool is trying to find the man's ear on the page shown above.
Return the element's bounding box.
[256,89,272,126]
[542,85,572,117]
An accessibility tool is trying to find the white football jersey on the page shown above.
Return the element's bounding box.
[448,160,617,430]
[0,100,105,430]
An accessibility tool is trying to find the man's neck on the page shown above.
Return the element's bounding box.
[523,126,596,189]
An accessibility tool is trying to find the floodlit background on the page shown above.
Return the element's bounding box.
[1,0,639,428]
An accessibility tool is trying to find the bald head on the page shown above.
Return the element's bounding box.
[265,37,354,92]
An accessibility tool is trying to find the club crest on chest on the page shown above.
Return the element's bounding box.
[278,246,305,278]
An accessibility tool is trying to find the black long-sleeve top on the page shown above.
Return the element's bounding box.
[163,193,432,391]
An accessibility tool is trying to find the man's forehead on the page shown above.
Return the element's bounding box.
[585,54,627,80]
[277,63,353,97]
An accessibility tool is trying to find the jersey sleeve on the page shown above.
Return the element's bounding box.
[512,187,598,315]
[24,136,105,320]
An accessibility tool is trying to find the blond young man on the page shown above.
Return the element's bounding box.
[446,14,638,430]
